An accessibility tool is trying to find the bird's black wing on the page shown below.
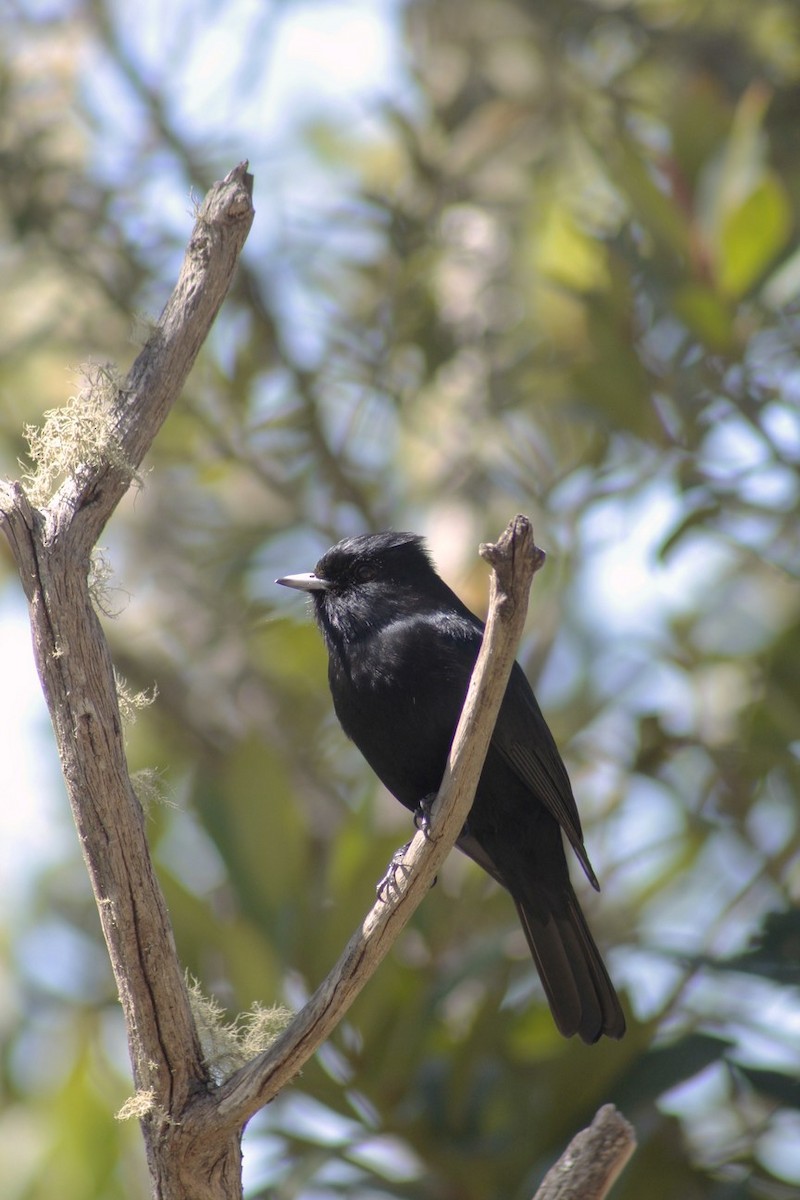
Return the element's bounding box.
[492,663,600,890]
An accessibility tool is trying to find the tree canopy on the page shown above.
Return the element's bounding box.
[1,1,799,1197]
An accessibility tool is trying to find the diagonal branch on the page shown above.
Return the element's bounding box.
[184,515,545,1137]
[43,162,255,554]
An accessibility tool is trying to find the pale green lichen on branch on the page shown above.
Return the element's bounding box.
[21,361,138,505]
[113,669,158,727]
[116,1088,159,1124]
[115,981,293,1121]
[186,977,294,1083]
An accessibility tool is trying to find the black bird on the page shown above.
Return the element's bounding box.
[277,531,625,1042]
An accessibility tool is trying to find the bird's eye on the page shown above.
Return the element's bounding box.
[354,561,376,583]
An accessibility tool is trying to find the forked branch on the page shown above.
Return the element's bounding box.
[0,156,632,1198]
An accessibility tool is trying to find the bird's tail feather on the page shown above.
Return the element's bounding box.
[513,888,625,1043]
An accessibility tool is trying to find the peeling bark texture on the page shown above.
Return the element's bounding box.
[0,159,634,1199]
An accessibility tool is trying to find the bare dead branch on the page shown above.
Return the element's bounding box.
[43,161,255,555]
[0,162,255,1196]
[533,1104,637,1200]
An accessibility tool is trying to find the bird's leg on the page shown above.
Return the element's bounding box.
[375,840,411,900]
[375,799,441,900]
[413,792,437,837]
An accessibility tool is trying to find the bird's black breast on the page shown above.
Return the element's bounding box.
[326,610,480,811]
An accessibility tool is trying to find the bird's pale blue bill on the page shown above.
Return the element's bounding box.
[276,572,330,591]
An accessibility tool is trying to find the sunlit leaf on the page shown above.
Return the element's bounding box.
[716,174,792,298]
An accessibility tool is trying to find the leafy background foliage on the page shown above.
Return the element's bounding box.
[1,1,799,1197]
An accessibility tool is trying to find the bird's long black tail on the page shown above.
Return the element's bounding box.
[512,884,625,1043]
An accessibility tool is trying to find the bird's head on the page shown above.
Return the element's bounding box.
[277,531,445,640]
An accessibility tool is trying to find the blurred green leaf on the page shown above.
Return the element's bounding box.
[717,174,792,298]
[612,135,691,265]
[613,1035,736,1111]
[716,909,800,986]
[735,1065,800,1110]
[673,285,737,352]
